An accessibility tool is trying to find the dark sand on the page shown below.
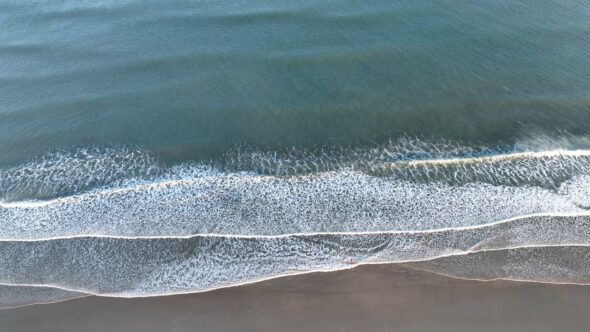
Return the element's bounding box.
[2,264,590,332]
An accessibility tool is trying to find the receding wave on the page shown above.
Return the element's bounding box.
[3,243,590,309]
[407,245,590,285]
[1,213,590,300]
[0,284,88,309]
[1,139,590,307]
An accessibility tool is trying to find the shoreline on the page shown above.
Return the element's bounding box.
[3,264,590,332]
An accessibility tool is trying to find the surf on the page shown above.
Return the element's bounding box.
[1,140,590,308]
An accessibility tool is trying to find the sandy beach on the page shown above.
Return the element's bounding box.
[2,264,590,332]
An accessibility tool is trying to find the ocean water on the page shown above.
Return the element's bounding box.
[1,0,590,308]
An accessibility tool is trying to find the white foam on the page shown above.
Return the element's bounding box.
[1,153,589,240]
[1,213,590,297]
[0,147,161,202]
[2,143,590,304]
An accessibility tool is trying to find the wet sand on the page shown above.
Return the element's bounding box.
[2,264,590,332]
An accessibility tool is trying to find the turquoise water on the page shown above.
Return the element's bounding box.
[2,0,590,308]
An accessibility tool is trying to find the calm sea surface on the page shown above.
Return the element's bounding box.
[1,0,590,166]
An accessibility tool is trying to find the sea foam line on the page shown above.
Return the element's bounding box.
[2,148,589,209]
[405,265,590,287]
[1,243,589,302]
[0,211,589,242]
[0,290,90,310]
[401,149,590,165]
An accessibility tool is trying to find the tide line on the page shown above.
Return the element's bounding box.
[0,211,588,242]
[1,243,590,303]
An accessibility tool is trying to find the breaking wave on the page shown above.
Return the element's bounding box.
[2,138,590,308]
